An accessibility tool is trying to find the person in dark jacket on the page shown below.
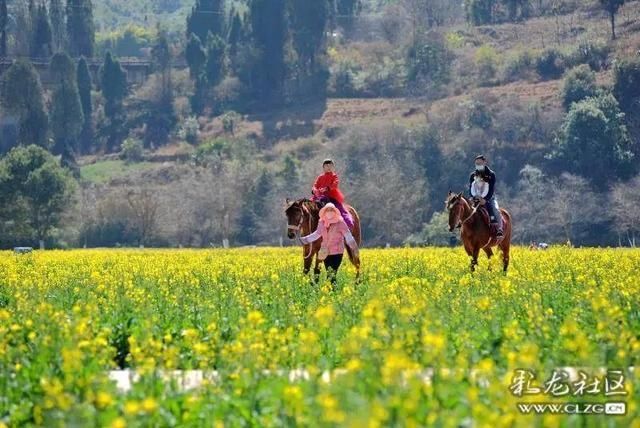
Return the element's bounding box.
[468,155,503,237]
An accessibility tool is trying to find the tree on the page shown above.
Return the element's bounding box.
[464,0,495,25]
[186,0,225,42]
[237,170,274,244]
[502,0,530,21]
[0,0,7,57]
[335,0,361,35]
[186,33,207,79]
[66,0,95,57]
[100,52,128,151]
[548,173,599,245]
[205,33,226,88]
[50,53,84,171]
[406,32,452,94]
[289,0,328,75]
[613,57,640,113]
[562,65,597,109]
[405,211,459,246]
[227,11,243,61]
[0,60,48,148]
[77,57,94,154]
[599,0,625,40]
[610,175,640,246]
[0,145,75,248]
[145,30,177,147]
[249,0,287,104]
[50,0,66,52]
[31,4,52,58]
[551,94,634,190]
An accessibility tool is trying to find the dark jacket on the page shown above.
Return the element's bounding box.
[469,166,496,200]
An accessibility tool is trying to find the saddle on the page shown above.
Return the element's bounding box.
[477,205,503,240]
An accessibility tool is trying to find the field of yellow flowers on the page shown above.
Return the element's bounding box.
[0,247,639,427]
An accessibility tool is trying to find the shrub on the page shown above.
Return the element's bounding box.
[501,49,535,82]
[120,138,144,163]
[613,57,640,113]
[475,44,499,85]
[562,65,597,109]
[567,39,611,71]
[178,116,200,145]
[535,48,566,80]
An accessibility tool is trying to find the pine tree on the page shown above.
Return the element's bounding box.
[100,52,128,151]
[205,33,226,88]
[31,4,53,58]
[289,0,328,75]
[186,33,206,79]
[77,57,94,154]
[0,0,7,57]
[50,53,84,170]
[186,0,225,42]
[249,0,286,104]
[0,60,48,148]
[67,0,95,57]
[227,11,242,61]
[49,0,65,52]
[147,30,176,146]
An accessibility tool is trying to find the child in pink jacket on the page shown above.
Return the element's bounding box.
[299,203,359,285]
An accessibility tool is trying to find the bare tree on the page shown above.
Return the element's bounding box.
[126,187,160,246]
[547,173,599,245]
[610,176,640,246]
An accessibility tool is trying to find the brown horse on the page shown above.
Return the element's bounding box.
[285,198,362,279]
[446,192,512,273]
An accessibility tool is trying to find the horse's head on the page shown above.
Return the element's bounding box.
[445,191,467,232]
[284,198,308,239]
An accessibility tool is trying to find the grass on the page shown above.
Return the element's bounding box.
[80,160,157,184]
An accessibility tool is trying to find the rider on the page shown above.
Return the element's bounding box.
[311,159,354,229]
[469,154,503,238]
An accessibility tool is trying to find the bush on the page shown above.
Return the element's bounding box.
[535,49,566,80]
[120,138,144,163]
[475,44,499,85]
[501,49,535,82]
[406,33,453,94]
[567,39,611,71]
[562,65,597,109]
[613,57,640,113]
[221,111,241,135]
[178,116,200,145]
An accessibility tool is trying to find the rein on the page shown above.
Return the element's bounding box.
[288,203,315,260]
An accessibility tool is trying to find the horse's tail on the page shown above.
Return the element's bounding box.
[349,206,362,246]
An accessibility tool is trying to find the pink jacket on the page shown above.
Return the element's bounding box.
[301,219,357,255]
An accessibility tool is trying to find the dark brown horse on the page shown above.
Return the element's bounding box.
[285,198,362,279]
[446,192,512,272]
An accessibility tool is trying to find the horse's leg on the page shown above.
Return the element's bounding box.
[483,247,494,271]
[303,247,313,275]
[345,245,361,283]
[500,241,510,273]
[471,246,480,272]
[313,252,322,283]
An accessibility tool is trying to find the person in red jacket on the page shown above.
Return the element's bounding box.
[311,159,354,229]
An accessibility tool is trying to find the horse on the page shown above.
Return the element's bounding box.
[445,191,512,273]
[285,198,362,281]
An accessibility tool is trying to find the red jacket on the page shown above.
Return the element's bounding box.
[313,172,345,203]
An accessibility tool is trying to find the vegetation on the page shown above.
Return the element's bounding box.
[0,248,639,425]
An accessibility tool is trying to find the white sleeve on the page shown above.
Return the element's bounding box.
[480,183,489,198]
[344,230,357,249]
[301,222,324,244]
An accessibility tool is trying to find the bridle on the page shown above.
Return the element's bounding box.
[287,203,315,259]
[448,196,479,229]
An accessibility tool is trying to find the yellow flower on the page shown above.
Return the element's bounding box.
[110,417,127,428]
[95,391,113,409]
[141,397,158,413]
[123,400,140,415]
